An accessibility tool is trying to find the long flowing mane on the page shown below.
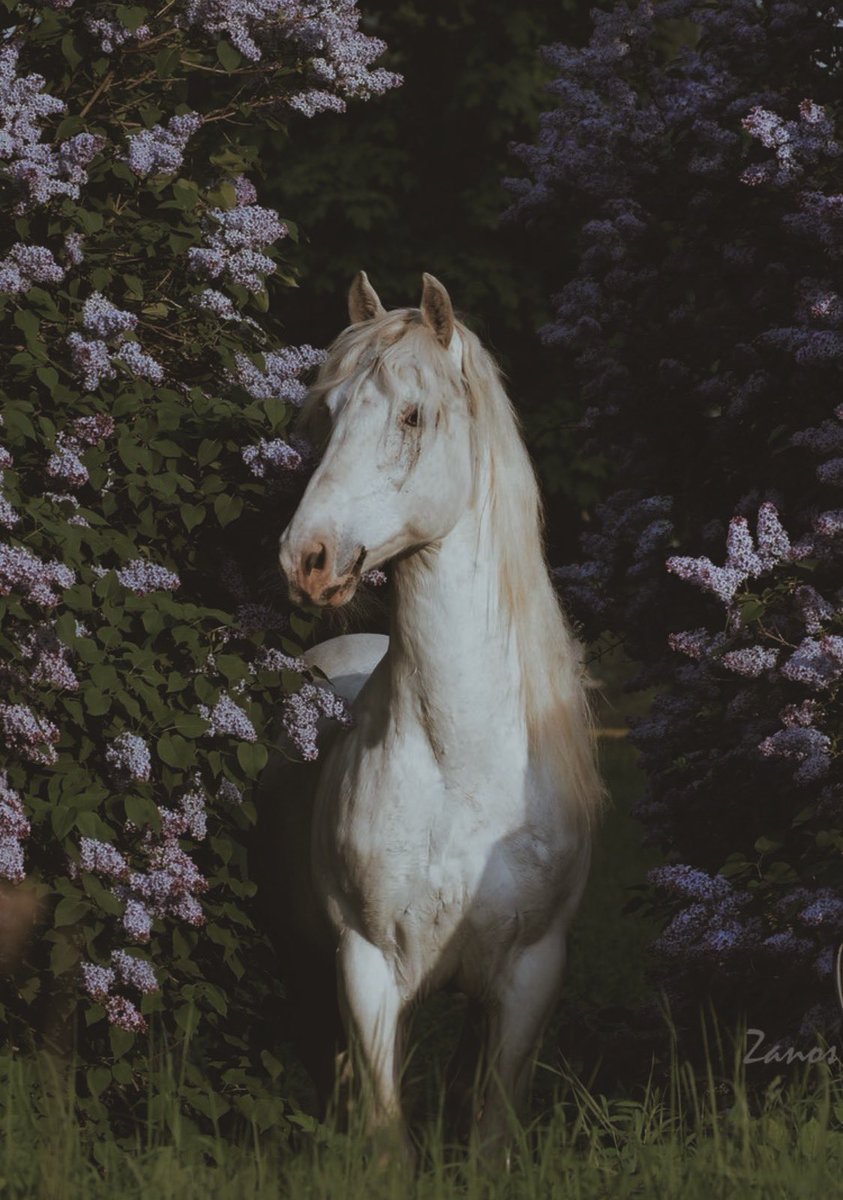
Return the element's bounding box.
[300,310,605,830]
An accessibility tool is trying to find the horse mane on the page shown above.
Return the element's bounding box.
[456,321,605,832]
[299,310,605,831]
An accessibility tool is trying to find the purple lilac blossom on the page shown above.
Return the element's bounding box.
[110,949,158,994]
[0,45,103,210]
[0,243,64,293]
[720,646,779,677]
[232,174,257,205]
[217,778,243,805]
[0,703,60,765]
[105,732,152,784]
[0,543,75,606]
[188,204,287,294]
[281,681,353,761]
[18,625,79,691]
[121,898,153,943]
[758,726,832,783]
[198,694,257,741]
[193,288,240,321]
[648,864,732,903]
[124,112,202,178]
[85,14,151,54]
[79,837,130,880]
[116,559,180,596]
[252,648,306,674]
[66,333,116,391]
[0,772,29,883]
[80,962,115,1002]
[82,293,137,338]
[509,0,843,1040]
[229,345,326,403]
[241,437,302,478]
[47,437,88,489]
[117,341,165,384]
[181,0,403,117]
[103,994,147,1032]
[781,636,843,689]
[62,231,84,265]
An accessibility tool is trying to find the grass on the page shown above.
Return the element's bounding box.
[5,647,836,1198]
[2,1040,843,1199]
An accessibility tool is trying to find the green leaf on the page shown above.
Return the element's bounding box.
[61,30,82,67]
[197,439,222,467]
[116,5,148,32]
[173,712,209,737]
[87,1067,112,1099]
[214,494,243,527]
[180,503,205,532]
[157,733,194,769]
[50,936,79,977]
[51,804,77,841]
[237,742,268,778]
[109,1026,135,1058]
[124,794,160,828]
[54,896,90,927]
[216,39,242,71]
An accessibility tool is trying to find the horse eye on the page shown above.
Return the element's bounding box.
[402,407,419,428]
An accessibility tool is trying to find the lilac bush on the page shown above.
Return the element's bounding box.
[511,2,843,1041]
[0,0,399,1136]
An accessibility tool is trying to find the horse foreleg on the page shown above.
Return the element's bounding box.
[337,928,412,1158]
[476,920,568,1157]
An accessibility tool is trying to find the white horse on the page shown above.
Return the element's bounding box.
[257,272,602,1154]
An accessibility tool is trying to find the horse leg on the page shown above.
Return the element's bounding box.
[337,928,413,1159]
[476,919,569,1157]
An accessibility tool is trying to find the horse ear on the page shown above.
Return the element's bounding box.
[420,273,455,349]
[348,271,385,323]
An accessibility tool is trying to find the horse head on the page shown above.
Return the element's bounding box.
[278,273,473,607]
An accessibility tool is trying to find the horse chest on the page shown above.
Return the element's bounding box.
[313,726,572,978]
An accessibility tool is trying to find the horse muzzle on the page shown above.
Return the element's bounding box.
[279,533,366,608]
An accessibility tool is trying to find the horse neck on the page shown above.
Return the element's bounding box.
[386,483,529,763]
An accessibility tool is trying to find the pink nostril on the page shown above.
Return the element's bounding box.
[303,543,327,577]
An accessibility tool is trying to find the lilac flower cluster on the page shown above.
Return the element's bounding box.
[229,344,326,404]
[0,43,104,210]
[666,503,792,606]
[217,778,243,805]
[105,732,152,784]
[80,950,158,1033]
[0,772,30,883]
[241,437,302,479]
[124,112,202,178]
[0,703,60,766]
[0,542,75,606]
[116,559,180,597]
[0,439,19,529]
[281,680,353,761]
[181,0,403,118]
[188,204,287,294]
[0,243,64,294]
[43,414,112,497]
[18,624,79,692]
[742,101,839,189]
[193,288,241,321]
[78,788,210,1023]
[67,293,159,390]
[511,0,843,1039]
[85,13,151,54]
[198,693,257,741]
